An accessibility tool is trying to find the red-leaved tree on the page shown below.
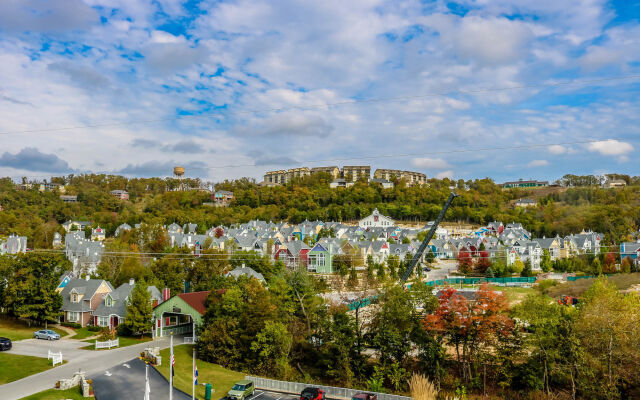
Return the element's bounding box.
[603,252,617,273]
[457,251,473,274]
[423,284,514,381]
[214,227,224,238]
[475,250,491,273]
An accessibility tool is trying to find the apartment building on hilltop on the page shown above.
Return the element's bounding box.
[263,165,353,185]
[374,169,427,186]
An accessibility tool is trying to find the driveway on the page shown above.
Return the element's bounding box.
[6,338,87,359]
[0,337,170,400]
[91,357,191,400]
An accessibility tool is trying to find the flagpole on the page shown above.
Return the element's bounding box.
[192,347,196,400]
[170,333,174,400]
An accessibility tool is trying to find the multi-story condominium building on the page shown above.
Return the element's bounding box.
[310,166,340,179]
[265,165,372,185]
[341,166,371,182]
[264,170,289,184]
[374,169,427,186]
[289,167,311,179]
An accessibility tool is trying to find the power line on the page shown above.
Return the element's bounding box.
[2,136,632,178]
[1,74,639,136]
[190,137,640,170]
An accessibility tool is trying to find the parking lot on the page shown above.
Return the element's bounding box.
[91,360,301,400]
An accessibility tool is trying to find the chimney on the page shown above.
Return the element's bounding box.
[162,288,170,302]
[129,278,135,286]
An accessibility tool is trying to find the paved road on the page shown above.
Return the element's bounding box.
[91,357,191,400]
[0,337,170,400]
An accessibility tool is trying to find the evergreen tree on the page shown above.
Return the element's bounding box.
[541,249,553,272]
[124,281,153,336]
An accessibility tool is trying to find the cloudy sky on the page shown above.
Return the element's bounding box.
[0,0,639,183]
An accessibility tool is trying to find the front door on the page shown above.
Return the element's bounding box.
[111,316,119,328]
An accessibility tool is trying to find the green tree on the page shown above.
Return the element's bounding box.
[251,320,292,378]
[541,249,553,272]
[123,281,153,335]
[150,258,185,296]
[2,253,67,327]
[573,278,640,398]
[387,255,399,280]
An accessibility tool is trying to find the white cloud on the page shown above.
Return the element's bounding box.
[527,159,549,167]
[411,158,451,169]
[587,140,634,156]
[547,144,567,154]
[435,170,454,179]
[454,17,534,65]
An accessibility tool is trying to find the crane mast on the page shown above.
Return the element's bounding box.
[400,191,458,282]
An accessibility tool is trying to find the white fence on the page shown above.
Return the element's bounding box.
[184,336,199,344]
[95,337,119,349]
[48,350,63,366]
[246,376,412,400]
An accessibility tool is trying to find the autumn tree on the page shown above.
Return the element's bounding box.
[424,285,514,382]
[603,252,617,273]
[474,251,491,273]
[457,251,473,275]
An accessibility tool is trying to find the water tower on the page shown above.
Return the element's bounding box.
[173,166,186,190]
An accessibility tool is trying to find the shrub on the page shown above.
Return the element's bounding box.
[117,323,133,337]
[62,322,81,329]
[87,326,102,332]
[536,279,557,293]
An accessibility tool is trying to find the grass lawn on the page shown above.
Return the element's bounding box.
[0,318,67,341]
[545,272,640,299]
[80,335,152,350]
[18,387,84,400]
[493,286,535,305]
[156,344,244,400]
[69,327,97,340]
[0,353,65,384]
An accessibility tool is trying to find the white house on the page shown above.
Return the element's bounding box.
[359,208,394,228]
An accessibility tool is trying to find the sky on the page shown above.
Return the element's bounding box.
[0,0,639,183]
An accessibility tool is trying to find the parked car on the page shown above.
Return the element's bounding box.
[0,337,12,351]
[301,387,325,400]
[227,380,255,400]
[33,329,60,340]
[352,393,377,400]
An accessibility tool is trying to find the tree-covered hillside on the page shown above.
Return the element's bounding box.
[1,173,639,248]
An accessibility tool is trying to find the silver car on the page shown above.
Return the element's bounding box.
[34,329,60,340]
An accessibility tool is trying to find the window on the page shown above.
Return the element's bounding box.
[68,312,79,322]
[318,253,325,267]
[72,293,78,303]
[106,297,112,307]
[97,316,109,327]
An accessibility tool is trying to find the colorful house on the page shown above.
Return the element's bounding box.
[152,291,211,339]
[307,243,340,273]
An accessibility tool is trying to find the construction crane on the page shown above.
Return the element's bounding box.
[400,191,459,282]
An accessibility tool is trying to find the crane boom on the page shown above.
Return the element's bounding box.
[400,191,458,282]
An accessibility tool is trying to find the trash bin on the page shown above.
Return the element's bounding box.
[205,383,212,400]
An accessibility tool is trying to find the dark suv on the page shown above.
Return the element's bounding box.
[301,387,325,400]
[0,337,12,351]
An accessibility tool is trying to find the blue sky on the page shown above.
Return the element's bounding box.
[0,0,639,183]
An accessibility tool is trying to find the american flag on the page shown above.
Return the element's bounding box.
[194,364,199,386]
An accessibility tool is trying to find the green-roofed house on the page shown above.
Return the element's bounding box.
[152,291,210,341]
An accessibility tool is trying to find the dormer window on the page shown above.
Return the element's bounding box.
[72,293,78,303]
[106,297,112,307]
